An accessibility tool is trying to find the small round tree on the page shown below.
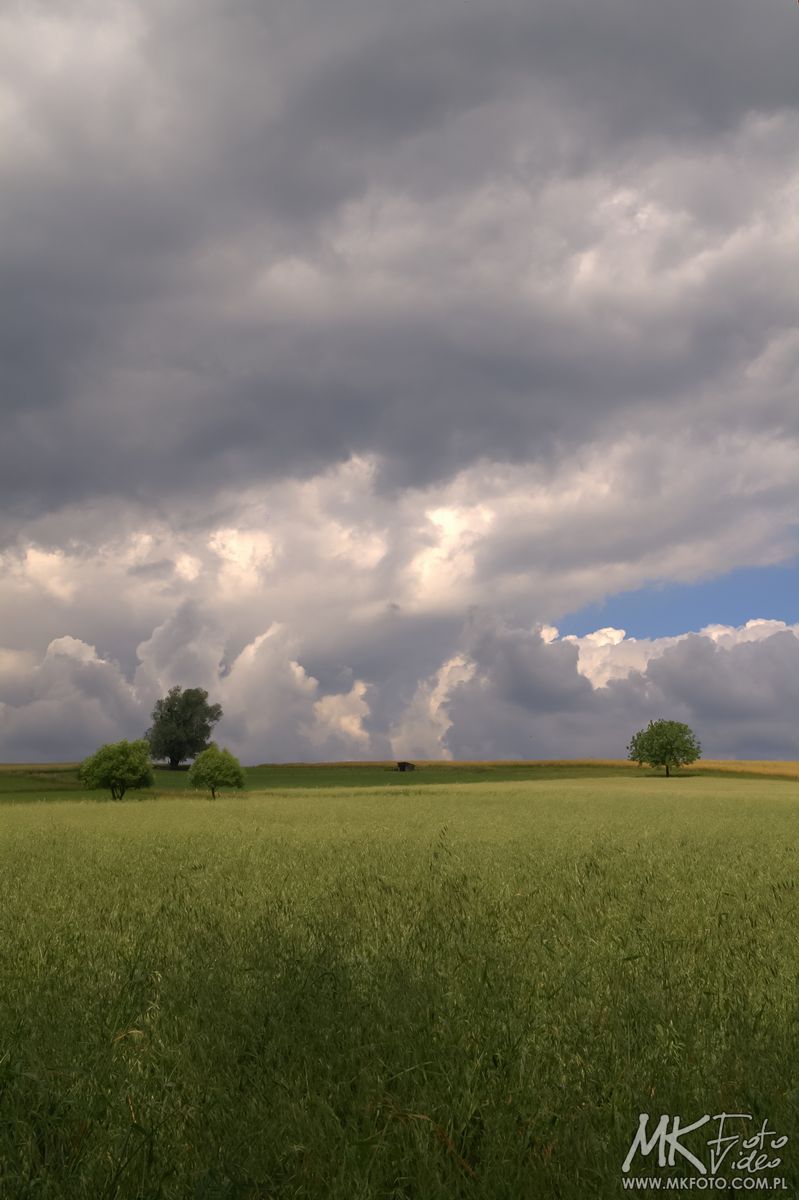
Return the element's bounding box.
[79,739,154,800]
[188,744,245,799]
[628,719,701,777]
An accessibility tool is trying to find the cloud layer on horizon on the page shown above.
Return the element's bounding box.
[1,613,797,763]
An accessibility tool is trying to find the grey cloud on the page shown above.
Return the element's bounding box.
[637,633,799,758]
[473,436,799,587]
[443,620,799,761]
[0,639,145,762]
[443,617,600,760]
[300,2,796,154]
[126,559,175,579]
[2,602,798,762]
[299,611,464,741]
[1,0,797,530]
[135,602,224,698]
[460,612,591,713]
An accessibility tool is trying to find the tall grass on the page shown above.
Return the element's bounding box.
[1,777,798,1197]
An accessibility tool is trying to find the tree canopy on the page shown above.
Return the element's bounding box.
[627,719,701,777]
[146,686,223,769]
[79,739,154,800]
[188,744,246,798]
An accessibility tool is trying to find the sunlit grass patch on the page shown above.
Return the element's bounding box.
[693,759,799,780]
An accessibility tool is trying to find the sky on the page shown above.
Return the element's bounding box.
[559,561,799,640]
[1,0,798,763]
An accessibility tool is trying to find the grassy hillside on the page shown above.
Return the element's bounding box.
[1,773,798,1197]
[0,757,797,804]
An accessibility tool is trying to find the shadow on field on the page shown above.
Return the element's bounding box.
[3,829,799,1200]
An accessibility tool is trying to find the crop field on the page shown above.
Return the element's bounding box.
[1,765,798,1198]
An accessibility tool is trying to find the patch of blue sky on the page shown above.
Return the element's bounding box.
[558,560,799,640]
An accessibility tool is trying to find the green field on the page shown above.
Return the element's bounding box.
[1,757,797,805]
[1,765,798,1198]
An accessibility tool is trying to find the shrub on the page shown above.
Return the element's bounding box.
[79,739,154,800]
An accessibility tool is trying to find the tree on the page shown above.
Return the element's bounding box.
[79,739,154,800]
[188,744,246,799]
[146,686,223,769]
[627,719,701,777]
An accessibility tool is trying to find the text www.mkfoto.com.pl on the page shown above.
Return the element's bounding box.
[621,1178,789,1191]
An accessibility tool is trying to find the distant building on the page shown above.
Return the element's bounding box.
[395,761,416,772]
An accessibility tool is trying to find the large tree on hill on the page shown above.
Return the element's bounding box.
[627,719,701,777]
[146,686,223,769]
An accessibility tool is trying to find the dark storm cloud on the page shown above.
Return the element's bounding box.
[126,559,175,579]
[2,0,798,530]
[297,608,464,741]
[443,620,799,761]
[274,0,798,164]
[637,632,799,759]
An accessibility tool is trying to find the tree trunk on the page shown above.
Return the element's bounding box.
[169,756,180,770]
[665,763,670,778]
[211,786,217,799]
